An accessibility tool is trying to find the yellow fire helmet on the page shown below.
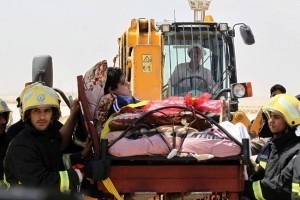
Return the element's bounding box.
[0,98,12,113]
[22,84,61,121]
[263,93,300,127]
[16,82,42,108]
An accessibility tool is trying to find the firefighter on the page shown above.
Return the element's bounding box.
[3,84,84,193]
[243,93,300,200]
[6,82,40,139]
[6,82,83,153]
[0,98,12,189]
[250,84,286,155]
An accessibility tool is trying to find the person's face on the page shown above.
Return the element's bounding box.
[110,76,132,96]
[29,106,53,131]
[267,111,288,135]
[270,89,284,98]
[0,113,8,135]
[189,47,202,63]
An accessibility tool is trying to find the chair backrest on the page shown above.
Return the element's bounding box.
[83,60,108,118]
[76,60,109,157]
[77,75,100,157]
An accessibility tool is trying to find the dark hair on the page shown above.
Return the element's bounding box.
[23,107,60,122]
[270,84,286,96]
[104,67,123,94]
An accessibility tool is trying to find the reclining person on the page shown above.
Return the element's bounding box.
[104,67,140,116]
[94,67,141,134]
[169,44,215,96]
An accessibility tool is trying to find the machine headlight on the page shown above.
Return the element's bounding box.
[231,82,252,98]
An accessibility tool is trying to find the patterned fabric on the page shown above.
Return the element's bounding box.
[83,60,108,118]
[107,123,243,158]
[94,93,115,134]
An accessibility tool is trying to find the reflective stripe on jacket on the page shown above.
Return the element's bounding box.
[4,123,80,192]
[246,129,300,200]
[291,153,300,200]
[253,181,266,200]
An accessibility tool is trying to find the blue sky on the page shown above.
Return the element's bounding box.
[1,0,300,101]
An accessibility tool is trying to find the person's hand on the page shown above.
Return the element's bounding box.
[70,98,80,116]
[83,159,110,180]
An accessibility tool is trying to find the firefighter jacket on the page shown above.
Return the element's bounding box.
[0,133,10,188]
[4,123,81,193]
[6,119,24,139]
[244,128,300,200]
[291,153,300,199]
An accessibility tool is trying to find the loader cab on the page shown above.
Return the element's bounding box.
[161,22,235,98]
[160,21,254,111]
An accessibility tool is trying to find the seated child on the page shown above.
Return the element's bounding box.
[94,67,140,133]
[104,67,140,116]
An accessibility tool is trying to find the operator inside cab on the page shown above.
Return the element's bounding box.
[169,44,215,96]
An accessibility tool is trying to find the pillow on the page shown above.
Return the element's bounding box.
[94,93,115,133]
[108,112,143,131]
[103,130,123,143]
[83,60,108,117]
[108,134,170,157]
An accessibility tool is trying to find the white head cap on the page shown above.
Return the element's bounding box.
[187,44,207,57]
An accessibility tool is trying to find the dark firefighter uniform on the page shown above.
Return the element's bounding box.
[242,93,300,200]
[0,133,10,188]
[4,123,81,193]
[244,129,300,200]
[0,98,12,189]
[291,153,300,199]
